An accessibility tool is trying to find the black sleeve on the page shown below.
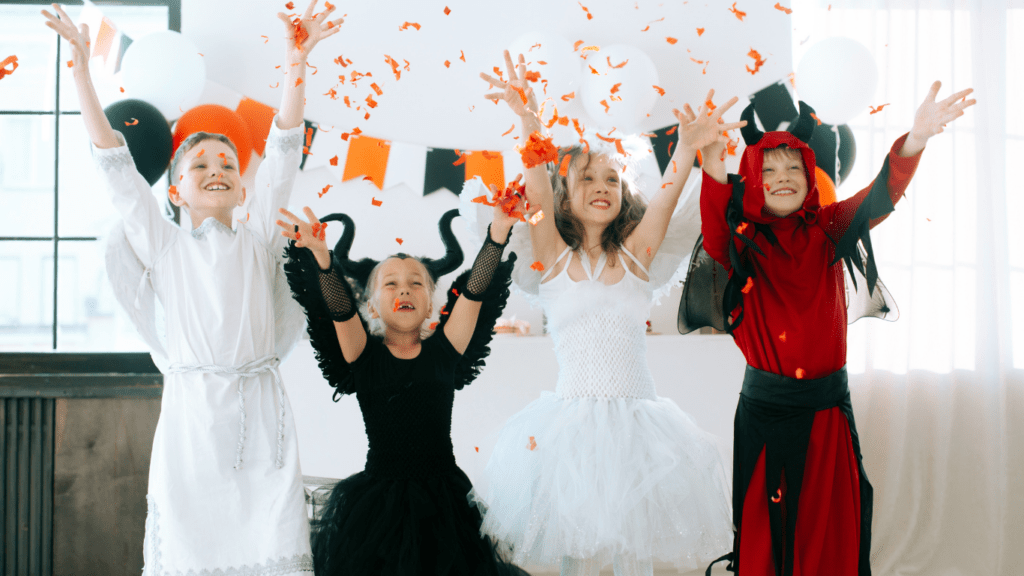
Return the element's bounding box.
[434,251,517,390]
[284,242,367,401]
[317,260,358,322]
[462,225,511,301]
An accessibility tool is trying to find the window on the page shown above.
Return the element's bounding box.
[0,0,179,351]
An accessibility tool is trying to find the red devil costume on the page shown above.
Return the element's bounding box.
[678,103,922,576]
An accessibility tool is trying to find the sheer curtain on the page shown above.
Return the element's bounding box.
[789,2,1022,574]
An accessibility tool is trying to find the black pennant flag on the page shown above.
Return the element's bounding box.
[423,148,465,196]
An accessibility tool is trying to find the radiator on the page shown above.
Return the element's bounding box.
[1,398,54,576]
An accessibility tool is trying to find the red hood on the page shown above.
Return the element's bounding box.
[737,130,820,226]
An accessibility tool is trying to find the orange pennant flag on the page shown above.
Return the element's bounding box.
[342,135,391,190]
[92,17,117,64]
[464,151,505,192]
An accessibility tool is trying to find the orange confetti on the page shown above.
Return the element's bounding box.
[474,446,479,452]
[869,103,890,114]
[666,37,678,45]
[124,118,139,126]
[795,368,806,379]
[501,124,516,137]
[524,70,541,82]
[529,210,545,225]
[774,2,792,14]
[452,150,470,166]
[393,297,401,312]
[261,35,269,43]
[285,1,294,8]
[771,488,782,503]
[343,95,351,107]
[530,261,545,272]
[319,184,333,198]
[653,85,666,96]
[741,277,754,294]
[610,82,622,94]
[459,50,466,62]
[396,238,404,245]
[329,155,339,166]
[444,6,451,15]
[729,2,747,20]
[370,82,383,96]
[578,1,593,19]
[399,22,421,31]
[607,57,628,69]
[661,182,674,188]
[291,15,309,51]
[307,62,318,75]
[366,94,378,108]
[324,87,338,100]
[527,436,537,450]
[196,148,205,157]
[561,92,575,102]
[383,54,400,79]
[521,131,559,168]
[640,25,650,32]
[335,54,352,67]
[672,160,677,173]
[119,86,125,93]
[697,27,705,36]
[66,60,73,68]
[444,60,451,68]
[736,222,749,234]
[810,112,823,126]
[295,77,304,87]
[573,40,585,51]
[779,331,787,342]
[746,48,766,75]
[598,99,610,113]
[580,45,600,57]
[558,154,573,176]
[371,197,383,206]
[430,321,440,330]
[168,185,177,195]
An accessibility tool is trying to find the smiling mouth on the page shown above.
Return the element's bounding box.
[771,188,797,196]
[590,199,611,208]
[204,183,231,191]
[394,300,415,311]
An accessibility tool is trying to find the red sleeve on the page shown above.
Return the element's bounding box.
[700,169,734,271]
[819,133,922,238]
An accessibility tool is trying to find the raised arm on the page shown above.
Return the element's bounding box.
[697,124,733,270]
[625,90,746,268]
[278,207,367,363]
[274,0,343,130]
[821,80,975,238]
[444,199,517,354]
[481,51,567,270]
[43,4,119,149]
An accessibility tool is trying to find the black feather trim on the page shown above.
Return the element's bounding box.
[283,242,367,401]
[435,253,516,391]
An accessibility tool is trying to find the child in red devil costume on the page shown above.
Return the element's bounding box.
[681,81,975,576]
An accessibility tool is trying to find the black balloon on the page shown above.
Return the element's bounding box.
[103,99,172,185]
[808,122,856,186]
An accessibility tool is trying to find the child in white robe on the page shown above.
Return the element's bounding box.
[42,2,343,574]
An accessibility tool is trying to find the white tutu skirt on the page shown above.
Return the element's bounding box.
[470,392,734,571]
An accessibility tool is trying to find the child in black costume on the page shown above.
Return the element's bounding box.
[278,201,528,576]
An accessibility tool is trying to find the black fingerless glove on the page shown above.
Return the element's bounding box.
[316,254,358,322]
[463,225,511,301]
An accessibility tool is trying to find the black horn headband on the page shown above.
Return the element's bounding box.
[739,100,818,146]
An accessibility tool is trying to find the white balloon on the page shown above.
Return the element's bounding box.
[507,33,582,102]
[580,45,659,133]
[120,31,206,121]
[795,37,877,125]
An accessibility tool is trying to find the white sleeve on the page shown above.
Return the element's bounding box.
[93,131,177,267]
[648,167,703,303]
[246,117,305,251]
[458,177,543,307]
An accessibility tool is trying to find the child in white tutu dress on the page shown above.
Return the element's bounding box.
[459,52,746,576]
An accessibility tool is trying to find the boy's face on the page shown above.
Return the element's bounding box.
[566,154,623,227]
[761,149,809,218]
[369,258,433,332]
[169,139,246,214]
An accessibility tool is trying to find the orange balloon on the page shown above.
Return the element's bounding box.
[815,166,836,206]
[173,104,254,174]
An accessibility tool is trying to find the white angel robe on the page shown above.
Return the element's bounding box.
[97,119,312,575]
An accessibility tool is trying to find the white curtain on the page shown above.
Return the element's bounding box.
[790,2,1023,575]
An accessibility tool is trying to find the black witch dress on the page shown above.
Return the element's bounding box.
[284,213,527,576]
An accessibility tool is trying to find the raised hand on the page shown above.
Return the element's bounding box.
[480,50,539,118]
[276,0,344,63]
[900,81,975,157]
[490,179,526,237]
[677,89,747,154]
[277,206,331,269]
[41,4,90,73]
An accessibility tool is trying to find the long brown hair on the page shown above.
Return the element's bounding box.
[547,144,647,256]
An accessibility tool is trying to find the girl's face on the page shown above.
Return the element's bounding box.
[369,258,433,332]
[761,149,809,217]
[169,139,246,215]
[566,154,624,227]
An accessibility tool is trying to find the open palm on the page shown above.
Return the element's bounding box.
[910,81,976,140]
[480,50,539,118]
[276,0,344,62]
[41,4,90,71]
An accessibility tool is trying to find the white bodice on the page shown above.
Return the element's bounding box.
[540,249,658,400]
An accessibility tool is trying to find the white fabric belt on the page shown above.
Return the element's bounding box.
[166,355,286,470]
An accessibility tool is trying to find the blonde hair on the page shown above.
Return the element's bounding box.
[362,255,437,338]
[546,145,647,256]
